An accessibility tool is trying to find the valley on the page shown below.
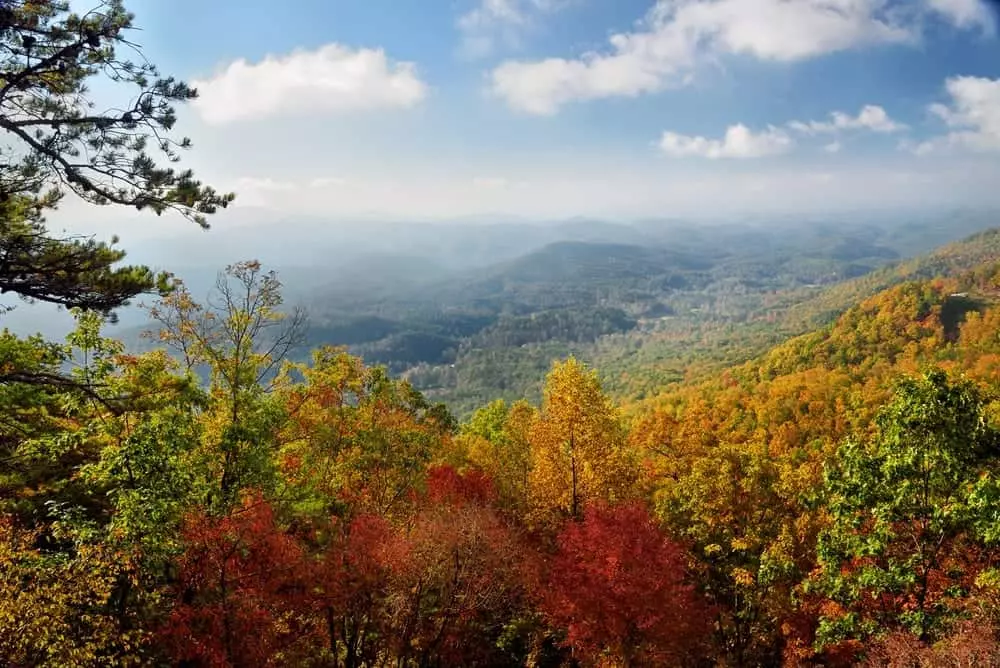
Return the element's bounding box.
[282,208,1000,416]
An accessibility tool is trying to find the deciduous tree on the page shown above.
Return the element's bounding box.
[528,358,636,524]
[150,261,306,508]
[540,502,710,666]
[816,370,1000,646]
[159,494,313,667]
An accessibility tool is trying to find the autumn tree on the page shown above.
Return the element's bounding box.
[815,369,1000,647]
[0,516,145,667]
[159,494,314,667]
[150,261,306,508]
[384,466,528,666]
[529,357,636,524]
[461,398,534,516]
[860,621,1000,668]
[277,346,452,519]
[539,502,711,666]
[310,513,394,668]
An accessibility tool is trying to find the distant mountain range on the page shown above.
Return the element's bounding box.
[6,207,1000,416]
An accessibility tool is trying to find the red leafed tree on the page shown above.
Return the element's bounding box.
[311,513,394,667]
[158,494,313,667]
[541,502,711,666]
[425,464,497,507]
[384,465,527,665]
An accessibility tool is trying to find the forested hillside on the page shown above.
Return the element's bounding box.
[10,233,1000,666]
[295,215,1000,416]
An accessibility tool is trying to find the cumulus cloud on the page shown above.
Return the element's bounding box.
[920,75,1000,152]
[788,105,907,134]
[824,141,843,153]
[490,0,982,114]
[192,44,427,125]
[659,123,793,159]
[457,0,569,58]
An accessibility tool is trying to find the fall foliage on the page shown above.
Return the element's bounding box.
[8,3,1000,667]
[8,252,1000,666]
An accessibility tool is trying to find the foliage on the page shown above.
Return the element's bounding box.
[540,502,711,666]
[815,370,1000,646]
[460,398,534,515]
[528,358,636,524]
[0,517,144,667]
[8,34,1000,664]
[277,346,453,519]
[0,0,233,350]
[158,495,313,667]
[383,466,527,665]
[149,261,307,509]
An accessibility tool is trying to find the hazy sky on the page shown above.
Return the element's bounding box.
[51,0,1000,238]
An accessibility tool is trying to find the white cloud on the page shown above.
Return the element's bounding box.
[925,0,994,30]
[659,106,903,161]
[192,44,427,125]
[458,0,569,58]
[659,123,793,159]
[490,0,983,114]
[789,105,907,134]
[919,76,1000,153]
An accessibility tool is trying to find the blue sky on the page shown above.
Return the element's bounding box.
[56,0,1000,236]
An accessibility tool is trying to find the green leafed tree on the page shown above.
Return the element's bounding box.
[815,369,1000,647]
[149,261,307,509]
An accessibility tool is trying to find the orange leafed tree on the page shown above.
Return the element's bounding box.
[384,465,528,665]
[310,513,395,667]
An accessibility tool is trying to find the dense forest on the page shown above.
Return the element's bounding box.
[8,2,1000,667]
[11,241,1000,667]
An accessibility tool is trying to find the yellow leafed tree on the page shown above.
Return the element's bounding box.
[0,518,145,667]
[528,358,636,525]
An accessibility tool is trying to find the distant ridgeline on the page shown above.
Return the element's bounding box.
[112,214,1000,417]
[299,216,1000,417]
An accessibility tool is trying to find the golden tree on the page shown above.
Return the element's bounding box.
[528,358,636,524]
